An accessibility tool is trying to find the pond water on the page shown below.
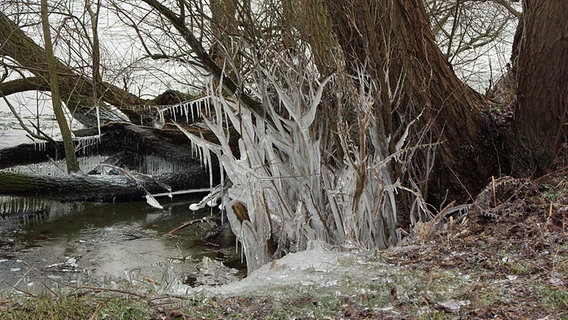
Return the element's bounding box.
[0,108,244,294]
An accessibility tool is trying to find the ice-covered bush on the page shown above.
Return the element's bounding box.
[181,51,431,273]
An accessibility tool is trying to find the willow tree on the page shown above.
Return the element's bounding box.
[277,0,500,225]
[129,0,567,273]
[324,1,505,228]
[510,0,568,175]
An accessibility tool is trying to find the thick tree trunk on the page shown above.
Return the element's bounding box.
[325,0,499,214]
[510,0,568,175]
[0,122,226,201]
[210,0,238,67]
[282,0,337,75]
[0,123,206,169]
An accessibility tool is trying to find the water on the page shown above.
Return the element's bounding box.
[0,107,244,294]
[0,195,242,293]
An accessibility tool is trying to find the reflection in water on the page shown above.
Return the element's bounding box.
[0,195,243,293]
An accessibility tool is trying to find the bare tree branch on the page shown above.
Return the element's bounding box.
[492,0,522,18]
[141,0,266,119]
[0,10,147,124]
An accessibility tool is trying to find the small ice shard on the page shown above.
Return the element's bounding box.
[145,194,163,209]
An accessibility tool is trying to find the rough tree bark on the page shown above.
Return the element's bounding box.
[0,168,209,202]
[210,0,238,66]
[325,0,500,215]
[510,0,568,176]
[41,0,80,173]
[282,0,337,74]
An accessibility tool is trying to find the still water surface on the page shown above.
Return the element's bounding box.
[0,109,242,293]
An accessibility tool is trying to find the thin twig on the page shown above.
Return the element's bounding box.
[167,217,212,234]
[492,176,497,207]
[88,303,103,320]
[1,92,55,143]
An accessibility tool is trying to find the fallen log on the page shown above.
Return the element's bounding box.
[0,121,234,202]
[0,167,215,202]
[0,122,211,169]
[0,141,66,170]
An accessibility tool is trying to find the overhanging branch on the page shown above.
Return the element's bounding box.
[141,0,266,119]
[0,77,49,95]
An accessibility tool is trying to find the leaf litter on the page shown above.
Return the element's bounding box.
[167,169,567,319]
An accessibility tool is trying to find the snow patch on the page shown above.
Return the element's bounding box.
[170,242,353,297]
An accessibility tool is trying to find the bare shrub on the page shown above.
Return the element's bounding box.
[180,40,434,272]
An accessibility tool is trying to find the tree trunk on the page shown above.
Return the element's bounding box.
[282,0,337,74]
[0,123,213,169]
[0,168,211,202]
[510,0,568,176]
[41,0,80,173]
[210,0,238,65]
[0,125,215,203]
[325,0,500,215]
[0,121,235,202]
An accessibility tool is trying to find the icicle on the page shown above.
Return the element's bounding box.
[184,103,189,123]
[144,156,151,174]
[205,98,210,116]
[33,141,47,152]
[192,140,198,159]
[206,149,213,189]
[220,163,225,188]
[95,103,101,137]
[158,108,164,127]
[75,135,100,156]
[198,146,203,167]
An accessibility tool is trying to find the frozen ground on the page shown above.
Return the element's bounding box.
[162,175,567,318]
[171,241,387,298]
